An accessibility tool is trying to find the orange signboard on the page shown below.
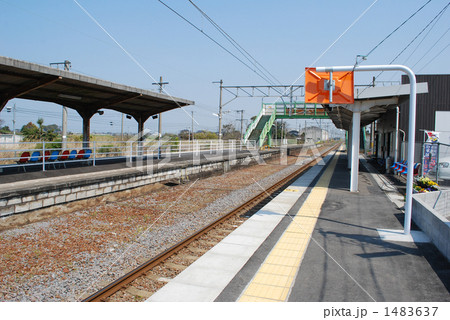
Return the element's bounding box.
[304,67,354,104]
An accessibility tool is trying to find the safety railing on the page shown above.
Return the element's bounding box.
[0,139,258,173]
[258,108,277,148]
[243,107,264,143]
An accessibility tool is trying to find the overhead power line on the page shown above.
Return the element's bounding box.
[188,0,281,86]
[363,0,432,60]
[387,2,450,66]
[359,1,450,91]
[289,0,378,87]
[401,6,447,65]
[158,0,278,86]
[412,26,450,69]
[73,0,199,128]
[417,43,450,72]
[185,0,294,104]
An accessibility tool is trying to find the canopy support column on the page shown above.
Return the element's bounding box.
[350,110,361,192]
[76,108,98,149]
[82,116,90,149]
[347,125,352,169]
[132,114,151,158]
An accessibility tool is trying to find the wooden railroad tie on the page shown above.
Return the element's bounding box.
[164,262,187,271]
[125,286,153,299]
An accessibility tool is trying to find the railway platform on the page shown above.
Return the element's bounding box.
[0,148,280,228]
[147,148,450,302]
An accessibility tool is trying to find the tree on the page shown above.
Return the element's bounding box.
[222,123,240,140]
[43,129,58,141]
[21,122,40,141]
[194,131,218,140]
[163,133,179,142]
[21,119,59,141]
[272,120,290,140]
[0,120,13,133]
[43,124,61,134]
[37,118,45,140]
[0,125,12,134]
[178,129,191,140]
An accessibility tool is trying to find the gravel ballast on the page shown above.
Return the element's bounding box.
[0,152,317,301]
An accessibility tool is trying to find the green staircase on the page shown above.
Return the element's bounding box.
[243,106,276,148]
[244,101,329,148]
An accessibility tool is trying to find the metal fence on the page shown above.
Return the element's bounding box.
[0,139,258,172]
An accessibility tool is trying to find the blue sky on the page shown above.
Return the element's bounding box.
[0,0,449,135]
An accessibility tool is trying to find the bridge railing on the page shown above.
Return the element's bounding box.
[263,102,328,118]
[243,107,265,142]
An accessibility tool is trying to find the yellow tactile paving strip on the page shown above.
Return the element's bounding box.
[238,152,339,302]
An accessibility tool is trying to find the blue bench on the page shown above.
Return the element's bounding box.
[392,161,420,176]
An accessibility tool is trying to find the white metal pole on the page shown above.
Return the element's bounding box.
[93,141,96,166]
[42,141,46,172]
[317,65,416,235]
[12,103,16,145]
[329,71,333,102]
[347,125,352,169]
[394,107,399,163]
[62,106,68,150]
[350,110,361,192]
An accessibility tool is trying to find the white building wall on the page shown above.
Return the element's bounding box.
[0,134,24,144]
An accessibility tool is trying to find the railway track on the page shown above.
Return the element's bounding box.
[83,143,340,302]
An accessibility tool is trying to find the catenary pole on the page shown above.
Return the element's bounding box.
[152,76,168,159]
[213,80,224,140]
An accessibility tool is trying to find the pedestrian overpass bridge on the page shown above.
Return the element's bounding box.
[243,101,329,147]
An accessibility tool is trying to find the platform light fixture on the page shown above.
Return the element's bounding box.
[57,93,82,100]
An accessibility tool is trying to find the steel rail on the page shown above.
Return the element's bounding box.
[83,143,340,302]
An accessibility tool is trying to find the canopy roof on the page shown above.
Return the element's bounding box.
[325,83,428,130]
[0,56,194,120]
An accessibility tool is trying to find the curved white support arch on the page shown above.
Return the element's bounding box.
[317,65,416,235]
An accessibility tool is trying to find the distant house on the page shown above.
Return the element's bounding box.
[288,130,299,137]
[299,126,329,142]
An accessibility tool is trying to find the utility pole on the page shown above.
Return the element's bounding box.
[152,76,169,159]
[191,111,195,141]
[50,60,71,149]
[6,103,16,145]
[289,86,293,116]
[121,114,124,141]
[235,109,245,140]
[213,79,223,140]
[152,76,169,139]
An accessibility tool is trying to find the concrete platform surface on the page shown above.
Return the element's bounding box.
[286,154,449,301]
[148,150,449,302]
[147,154,333,302]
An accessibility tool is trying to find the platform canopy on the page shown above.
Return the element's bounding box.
[324,83,428,130]
[0,56,194,129]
